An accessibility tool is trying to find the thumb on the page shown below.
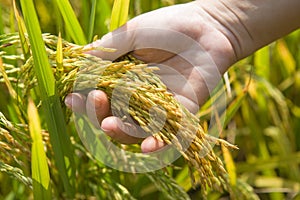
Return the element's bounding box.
[86,23,136,61]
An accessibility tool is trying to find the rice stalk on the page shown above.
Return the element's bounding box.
[0,33,238,194]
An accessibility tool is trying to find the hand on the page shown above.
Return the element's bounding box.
[65,1,236,153]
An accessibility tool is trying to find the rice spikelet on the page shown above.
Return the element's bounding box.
[1,33,238,194]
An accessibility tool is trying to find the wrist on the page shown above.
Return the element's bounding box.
[188,1,238,72]
[193,0,300,61]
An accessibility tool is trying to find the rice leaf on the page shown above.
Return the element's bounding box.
[13,0,30,60]
[19,0,75,197]
[19,2,55,97]
[55,0,87,44]
[222,144,236,186]
[56,32,63,76]
[174,165,192,192]
[95,0,111,36]
[28,99,52,200]
[88,0,97,42]
[110,0,130,31]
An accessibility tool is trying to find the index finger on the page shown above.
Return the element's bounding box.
[87,23,136,61]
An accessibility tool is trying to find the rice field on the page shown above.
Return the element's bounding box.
[0,0,299,199]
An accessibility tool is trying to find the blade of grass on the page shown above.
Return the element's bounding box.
[95,0,111,36]
[52,0,63,36]
[56,32,63,77]
[19,0,55,96]
[13,0,30,60]
[88,0,97,42]
[81,0,90,36]
[55,0,87,44]
[19,0,75,197]
[175,165,192,191]
[28,99,52,200]
[222,144,236,186]
[110,0,130,31]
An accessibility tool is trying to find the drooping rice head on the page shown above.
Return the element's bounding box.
[0,33,237,194]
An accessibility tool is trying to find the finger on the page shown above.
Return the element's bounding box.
[86,18,193,62]
[86,22,136,61]
[141,136,166,153]
[86,90,111,129]
[101,116,144,144]
[64,93,87,114]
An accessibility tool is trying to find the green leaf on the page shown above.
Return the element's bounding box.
[28,99,52,200]
[55,0,87,44]
[175,165,192,191]
[55,32,63,77]
[19,0,75,197]
[222,144,236,186]
[110,0,130,31]
[95,0,111,36]
[88,0,97,42]
[13,0,30,60]
[19,2,55,97]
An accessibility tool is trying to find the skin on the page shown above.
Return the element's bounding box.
[65,0,300,153]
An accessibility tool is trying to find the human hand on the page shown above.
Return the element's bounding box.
[65,1,236,153]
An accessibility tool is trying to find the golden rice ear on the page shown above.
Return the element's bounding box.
[71,52,236,194]
[5,33,236,195]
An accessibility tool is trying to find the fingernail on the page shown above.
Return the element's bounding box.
[64,95,72,108]
[64,93,86,114]
[141,137,166,153]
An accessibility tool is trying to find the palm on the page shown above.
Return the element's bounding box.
[66,1,235,152]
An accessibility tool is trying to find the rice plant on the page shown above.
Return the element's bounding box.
[0,0,299,199]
